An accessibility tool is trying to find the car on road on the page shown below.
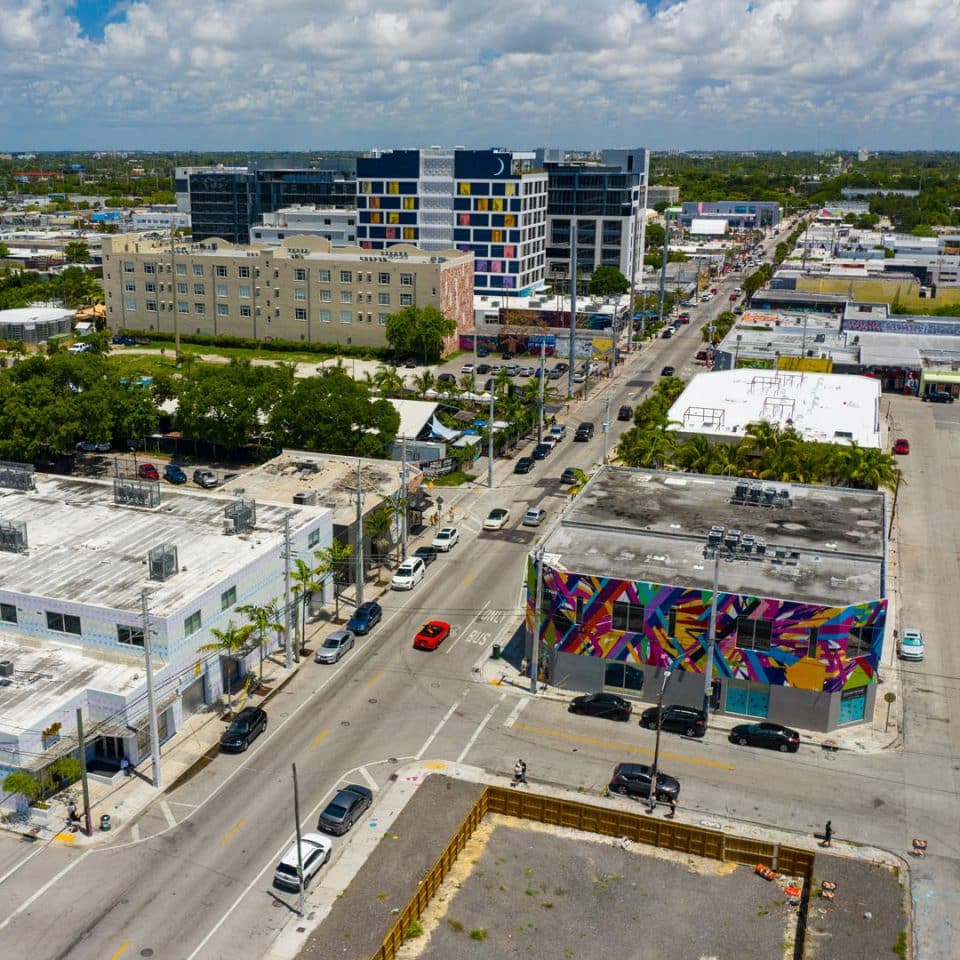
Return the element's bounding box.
[219,706,268,752]
[476,363,491,375]
[111,334,137,346]
[347,600,382,635]
[163,463,187,484]
[75,440,112,453]
[514,456,534,474]
[617,405,633,421]
[483,508,510,530]
[315,629,355,664]
[193,468,218,488]
[68,342,93,354]
[549,423,566,441]
[729,721,799,752]
[461,363,476,375]
[700,293,713,302]
[660,365,675,377]
[138,463,160,480]
[532,442,552,460]
[522,506,547,526]
[413,620,451,651]
[274,833,331,891]
[571,371,586,383]
[898,627,925,661]
[574,422,594,442]
[922,390,954,403]
[317,784,373,835]
[677,313,690,324]
[893,438,910,455]
[609,762,680,802]
[505,364,519,376]
[569,692,632,722]
[413,546,439,566]
[392,556,426,590]
[432,526,459,551]
[661,327,673,339]
[639,704,707,737]
[560,467,580,485]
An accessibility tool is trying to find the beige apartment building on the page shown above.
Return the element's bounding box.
[101,234,475,352]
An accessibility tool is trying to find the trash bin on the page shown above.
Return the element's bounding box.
[491,644,502,660]
[99,814,111,831]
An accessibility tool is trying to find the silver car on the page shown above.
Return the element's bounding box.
[315,629,355,663]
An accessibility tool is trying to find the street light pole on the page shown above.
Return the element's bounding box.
[648,667,672,813]
[703,549,722,718]
[602,396,611,465]
[537,341,546,445]
[530,545,545,694]
[487,388,495,489]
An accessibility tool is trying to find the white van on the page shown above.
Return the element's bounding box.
[392,556,426,590]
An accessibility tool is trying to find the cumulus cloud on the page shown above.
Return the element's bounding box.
[0,0,957,149]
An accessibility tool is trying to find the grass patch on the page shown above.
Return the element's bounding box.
[542,901,554,909]
[525,888,536,896]
[469,929,487,942]
[524,867,534,878]
[376,892,389,902]
[447,918,464,933]
[428,470,476,487]
[405,921,424,940]
[892,931,908,959]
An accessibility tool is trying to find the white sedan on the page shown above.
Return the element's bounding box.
[432,526,459,551]
[483,508,510,530]
[897,628,924,661]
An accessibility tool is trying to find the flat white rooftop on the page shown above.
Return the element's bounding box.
[0,476,324,617]
[668,370,880,447]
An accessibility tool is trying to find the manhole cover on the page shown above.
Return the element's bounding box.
[368,698,378,704]
[340,720,351,727]
[141,951,155,958]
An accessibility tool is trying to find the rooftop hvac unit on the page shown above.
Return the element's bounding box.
[293,490,317,506]
[224,498,256,534]
[0,660,13,678]
[148,543,179,581]
[0,519,27,553]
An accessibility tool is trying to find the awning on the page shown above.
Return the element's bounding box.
[429,416,460,441]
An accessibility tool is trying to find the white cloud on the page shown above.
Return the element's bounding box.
[0,0,957,149]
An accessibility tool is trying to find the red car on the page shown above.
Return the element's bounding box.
[138,463,160,480]
[413,620,451,651]
[893,438,910,455]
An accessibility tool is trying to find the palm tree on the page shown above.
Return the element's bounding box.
[673,435,717,473]
[238,599,284,682]
[198,620,255,715]
[829,443,900,491]
[494,368,512,397]
[459,373,477,394]
[413,370,436,397]
[313,539,354,620]
[363,504,394,580]
[290,558,323,659]
[373,365,405,398]
[618,425,677,469]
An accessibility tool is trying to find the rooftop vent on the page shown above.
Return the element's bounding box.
[293,490,317,506]
[224,498,256,535]
[0,519,27,553]
[148,543,179,581]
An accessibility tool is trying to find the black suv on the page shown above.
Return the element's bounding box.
[574,422,595,442]
[639,704,707,738]
[219,706,268,752]
[923,390,954,403]
[609,762,680,801]
[617,405,633,421]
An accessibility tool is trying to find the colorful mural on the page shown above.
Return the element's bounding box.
[527,561,885,694]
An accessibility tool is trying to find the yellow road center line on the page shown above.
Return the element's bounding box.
[367,670,382,687]
[511,722,735,770]
[219,818,246,846]
[461,571,477,588]
[308,730,329,751]
[110,940,131,960]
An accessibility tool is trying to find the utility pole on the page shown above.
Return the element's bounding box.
[292,763,305,917]
[487,388,495,489]
[530,545,545,694]
[75,708,93,836]
[140,589,162,789]
[602,397,611,464]
[355,461,364,607]
[703,549,722,718]
[536,341,546,445]
[400,437,408,561]
[282,514,293,669]
[567,222,577,399]
[648,668,672,813]
[657,215,670,328]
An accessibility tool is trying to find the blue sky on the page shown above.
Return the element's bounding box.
[0,0,958,151]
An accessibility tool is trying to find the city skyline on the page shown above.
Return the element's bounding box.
[0,0,957,151]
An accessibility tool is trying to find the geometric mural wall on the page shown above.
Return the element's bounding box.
[526,560,886,694]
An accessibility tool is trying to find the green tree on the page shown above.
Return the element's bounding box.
[588,265,629,297]
[3,771,42,807]
[197,621,254,714]
[290,559,323,659]
[385,305,457,363]
[64,241,91,264]
[238,599,284,682]
[618,425,677,469]
[0,242,9,259]
[363,504,394,580]
[412,369,436,397]
[313,539,354,619]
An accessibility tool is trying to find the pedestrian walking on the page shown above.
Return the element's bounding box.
[519,759,528,786]
[512,760,523,787]
[822,820,833,848]
[667,796,677,818]
[120,756,130,777]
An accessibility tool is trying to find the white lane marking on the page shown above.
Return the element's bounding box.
[445,598,491,655]
[357,765,378,792]
[457,693,506,764]
[0,850,92,930]
[0,840,49,888]
[130,824,141,843]
[159,801,177,829]
[415,701,460,761]
[504,697,530,728]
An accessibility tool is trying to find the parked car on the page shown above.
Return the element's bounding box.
[898,627,925,661]
[392,556,426,590]
[432,526,459,551]
[461,363,476,375]
[413,546,439,566]
[617,405,633,422]
[549,423,567,441]
[347,600,382,635]
[523,507,547,526]
[68,342,93,354]
[547,367,563,380]
[111,334,137,346]
[476,363,491,375]
[574,422,594,442]
[483,508,510,530]
[660,365,675,377]
[923,390,954,403]
[677,313,691,324]
[514,456,535,474]
[505,364,519,376]
[138,463,160,481]
[560,467,580,485]
[315,629,355,664]
[219,706,268,752]
[193,468,218,488]
[476,345,490,357]
[569,692,632,722]
[571,371,586,383]
[661,327,674,339]
[609,762,680,802]
[639,704,707,737]
[518,366,535,377]
[437,372,456,384]
[163,463,187,484]
[75,440,111,453]
[316,784,373,835]
[893,438,910,455]
[532,442,552,460]
[414,620,451,651]
[274,833,331,890]
[729,721,800,752]
[540,434,558,450]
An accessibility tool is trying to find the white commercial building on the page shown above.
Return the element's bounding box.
[667,369,881,448]
[251,205,357,246]
[0,306,74,343]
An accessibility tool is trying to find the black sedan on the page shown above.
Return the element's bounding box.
[514,456,534,474]
[560,467,579,484]
[317,784,374,835]
[660,365,675,377]
[569,692,633,722]
[219,706,267,752]
[413,546,439,565]
[729,722,800,753]
[609,762,680,802]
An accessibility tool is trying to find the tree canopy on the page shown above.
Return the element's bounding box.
[588,265,630,297]
[384,305,457,362]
